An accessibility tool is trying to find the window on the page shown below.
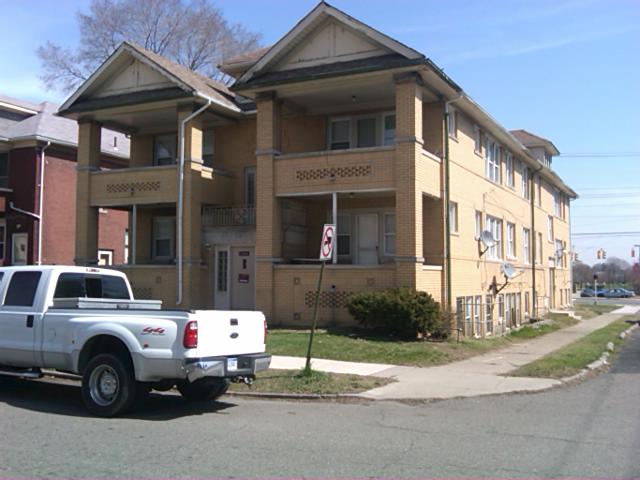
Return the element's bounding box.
[555,239,564,267]
[485,295,493,334]
[54,273,130,300]
[152,217,175,261]
[554,189,561,217]
[547,215,554,242]
[153,134,176,166]
[383,213,396,256]
[357,118,377,148]
[536,175,542,206]
[449,202,459,234]
[0,153,8,189]
[474,126,482,154]
[474,295,482,336]
[486,216,502,259]
[244,167,256,207]
[447,108,457,139]
[475,211,482,240]
[484,137,500,183]
[506,222,516,258]
[383,114,396,146]
[523,228,531,264]
[202,129,214,167]
[524,292,530,315]
[98,249,113,266]
[329,119,351,150]
[465,296,473,334]
[537,232,543,264]
[521,164,530,200]
[4,271,41,307]
[337,214,351,256]
[505,152,514,187]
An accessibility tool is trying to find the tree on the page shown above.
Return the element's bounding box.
[37,0,261,94]
[572,260,593,285]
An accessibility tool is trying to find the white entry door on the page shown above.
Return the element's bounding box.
[356,214,378,265]
[231,247,255,310]
[214,247,230,309]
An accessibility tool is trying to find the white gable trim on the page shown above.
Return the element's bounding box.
[237,2,423,85]
[59,43,193,113]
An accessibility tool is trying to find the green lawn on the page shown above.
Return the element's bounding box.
[510,317,633,379]
[572,303,619,319]
[265,303,619,368]
[228,369,392,394]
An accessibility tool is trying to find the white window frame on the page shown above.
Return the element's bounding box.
[547,215,554,242]
[553,189,561,217]
[484,137,501,183]
[153,134,177,166]
[506,222,516,259]
[98,249,114,266]
[486,216,502,260]
[521,163,530,200]
[475,211,482,240]
[447,108,457,139]
[449,202,459,234]
[536,175,542,206]
[328,117,352,150]
[383,213,396,256]
[523,228,531,264]
[555,239,564,268]
[505,152,514,187]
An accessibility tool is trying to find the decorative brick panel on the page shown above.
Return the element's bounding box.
[106,181,161,194]
[296,165,372,181]
[304,290,353,308]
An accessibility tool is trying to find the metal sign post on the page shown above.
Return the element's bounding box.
[305,224,335,372]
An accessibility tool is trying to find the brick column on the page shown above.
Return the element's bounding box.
[255,92,282,320]
[394,73,424,288]
[177,106,205,308]
[75,120,101,265]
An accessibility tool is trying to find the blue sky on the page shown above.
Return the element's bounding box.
[2,0,639,265]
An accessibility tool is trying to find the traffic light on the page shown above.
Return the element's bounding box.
[602,250,607,259]
[632,248,635,258]
[597,249,602,259]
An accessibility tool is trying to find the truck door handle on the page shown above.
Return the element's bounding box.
[26,315,34,328]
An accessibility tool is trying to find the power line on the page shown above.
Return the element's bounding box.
[572,231,640,237]
[559,153,640,158]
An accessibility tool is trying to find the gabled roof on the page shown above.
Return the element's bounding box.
[59,41,241,115]
[231,1,424,88]
[0,94,40,115]
[510,129,560,156]
[0,93,128,158]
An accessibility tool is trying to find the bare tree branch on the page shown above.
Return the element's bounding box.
[37,0,262,94]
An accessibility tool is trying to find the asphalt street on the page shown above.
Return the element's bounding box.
[0,329,639,477]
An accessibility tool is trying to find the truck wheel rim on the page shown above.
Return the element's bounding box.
[89,365,119,407]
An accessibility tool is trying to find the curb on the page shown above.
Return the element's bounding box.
[225,391,366,401]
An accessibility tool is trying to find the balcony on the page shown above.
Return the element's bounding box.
[274,146,395,196]
[202,205,256,227]
[90,165,178,207]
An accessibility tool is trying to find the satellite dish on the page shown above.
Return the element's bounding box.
[501,262,517,279]
[479,230,496,248]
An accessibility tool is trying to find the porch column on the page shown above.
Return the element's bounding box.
[75,119,101,265]
[255,91,282,320]
[177,105,205,308]
[394,72,424,288]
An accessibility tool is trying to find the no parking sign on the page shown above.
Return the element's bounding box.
[319,224,335,261]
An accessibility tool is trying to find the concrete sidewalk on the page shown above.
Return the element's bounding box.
[270,306,639,401]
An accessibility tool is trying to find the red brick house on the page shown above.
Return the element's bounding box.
[0,94,129,266]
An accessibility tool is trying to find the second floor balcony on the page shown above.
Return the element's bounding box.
[202,205,256,227]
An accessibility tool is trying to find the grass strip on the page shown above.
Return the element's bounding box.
[510,317,634,379]
[228,369,392,395]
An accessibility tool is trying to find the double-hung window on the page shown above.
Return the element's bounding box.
[474,126,482,154]
[383,213,396,256]
[356,117,377,148]
[152,217,175,261]
[337,214,351,257]
[329,119,351,150]
[555,239,564,267]
[447,108,457,139]
[537,232,543,264]
[523,228,531,264]
[547,215,554,242]
[536,175,542,206]
[504,152,514,187]
[553,189,562,217]
[506,222,516,259]
[486,216,502,259]
[202,129,214,167]
[449,202,459,234]
[153,134,176,166]
[485,137,500,183]
[521,163,530,199]
[383,114,396,146]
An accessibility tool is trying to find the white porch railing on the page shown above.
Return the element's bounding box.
[202,205,256,227]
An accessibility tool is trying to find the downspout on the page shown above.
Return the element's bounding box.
[530,164,543,318]
[443,94,463,309]
[37,141,50,265]
[177,100,211,306]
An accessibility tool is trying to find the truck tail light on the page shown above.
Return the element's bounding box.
[183,321,198,349]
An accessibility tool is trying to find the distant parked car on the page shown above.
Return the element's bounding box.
[596,288,609,297]
[604,288,634,298]
[621,288,636,297]
[580,288,595,297]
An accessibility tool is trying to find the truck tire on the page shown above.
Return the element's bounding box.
[81,353,137,417]
[177,378,230,402]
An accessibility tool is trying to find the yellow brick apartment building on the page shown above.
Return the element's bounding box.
[59,2,576,336]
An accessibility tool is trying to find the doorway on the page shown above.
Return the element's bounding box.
[356,213,378,265]
[214,246,230,309]
[12,233,28,265]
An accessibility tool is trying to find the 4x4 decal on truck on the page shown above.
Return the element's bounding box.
[141,327,166,336]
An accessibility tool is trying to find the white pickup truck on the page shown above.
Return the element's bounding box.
[0,265,271,416]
